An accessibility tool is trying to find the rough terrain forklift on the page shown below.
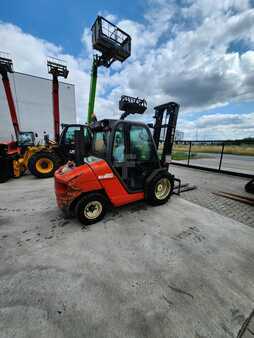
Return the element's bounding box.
[54,99,179,225]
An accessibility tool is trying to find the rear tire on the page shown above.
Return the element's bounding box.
[75,193,107,225]
[28,151,62,178]
[145,171,174,206]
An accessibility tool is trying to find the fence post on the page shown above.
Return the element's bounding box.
[187,141,192,165]
[219,143,224,171]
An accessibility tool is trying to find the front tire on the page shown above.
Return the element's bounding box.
[75,193,107,225]
[145,171,174,206]
[28,151,61,178]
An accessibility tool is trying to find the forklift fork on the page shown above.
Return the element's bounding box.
[173,177,182,195]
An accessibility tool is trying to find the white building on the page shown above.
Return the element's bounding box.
[0,72,76,142]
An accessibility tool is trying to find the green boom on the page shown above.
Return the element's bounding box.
[87,59,98,124]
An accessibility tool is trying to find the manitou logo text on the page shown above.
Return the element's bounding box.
[98,173,114,180]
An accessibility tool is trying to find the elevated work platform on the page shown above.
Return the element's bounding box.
[92,16,131,64]
[47,57,69,79]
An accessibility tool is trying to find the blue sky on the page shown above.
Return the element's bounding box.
[1,0,254,139]
[1,0,144,56]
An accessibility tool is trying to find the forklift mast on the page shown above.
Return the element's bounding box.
[47,58,69,143]
[152,102,179,168]
[87,16,131,124]
[0,53,20,139]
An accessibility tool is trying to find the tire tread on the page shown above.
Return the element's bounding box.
[28,151,62,178]
[145,171,174,206]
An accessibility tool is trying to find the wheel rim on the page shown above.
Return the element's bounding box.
[155,178,171,200]
[35,158,54,174]
[84,201,103,220]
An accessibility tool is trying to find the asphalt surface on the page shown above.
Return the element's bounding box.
[176,153,254,175]
[0,174,253,338]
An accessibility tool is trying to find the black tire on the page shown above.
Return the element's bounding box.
[245,179,254,194]
[28,151,62,178]
[75,193,107,225]
[145,171,174,206]
[0,176,10,183]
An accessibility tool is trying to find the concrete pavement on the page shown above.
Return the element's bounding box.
[0,175,253,338]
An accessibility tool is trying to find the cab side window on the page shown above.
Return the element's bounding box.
[65,126,90,145]
[129,125,155,161]
[65,127,77,145]
[112,125,125,162]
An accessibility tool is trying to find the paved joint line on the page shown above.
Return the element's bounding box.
[237,309,254,337]
[168,284,194,299]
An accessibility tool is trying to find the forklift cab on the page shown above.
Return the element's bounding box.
[59,124,92,159]
[91,119,160,191]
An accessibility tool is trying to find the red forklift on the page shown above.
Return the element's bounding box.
[54,16,180,225]
[54,99,180,225]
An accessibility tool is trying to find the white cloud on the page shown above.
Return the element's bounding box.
[178,112,254,139]
[183,0,250,19]
[84,1,254,125]
[111,7,254,112]
[98,12,118,24]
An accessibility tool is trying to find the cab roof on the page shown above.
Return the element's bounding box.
[91,118,148,132]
